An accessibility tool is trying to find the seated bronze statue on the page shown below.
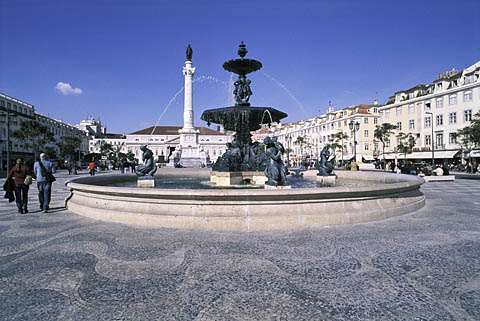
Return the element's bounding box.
[136,145,157,177]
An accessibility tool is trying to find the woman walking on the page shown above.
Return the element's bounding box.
[7,158,32,214]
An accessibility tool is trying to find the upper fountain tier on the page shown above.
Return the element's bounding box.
[222,41,262,76]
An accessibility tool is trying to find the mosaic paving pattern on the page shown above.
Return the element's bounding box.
[1,170,479,320]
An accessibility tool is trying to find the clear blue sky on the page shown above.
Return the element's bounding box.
[1,0,479,134]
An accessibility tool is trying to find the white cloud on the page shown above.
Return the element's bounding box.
[55,82,83,95]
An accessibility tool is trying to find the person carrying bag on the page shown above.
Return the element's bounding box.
[7,158,33,214]
[33,153,56,213]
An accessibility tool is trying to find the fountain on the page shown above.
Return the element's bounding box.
[201,42,288,186]
[65,43,425,231]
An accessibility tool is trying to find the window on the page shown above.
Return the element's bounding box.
[465,74,475,84]
[385,110,391,118]
[409,120,415,130]
[409,92,415,99]
[364,130,368,138]
[373,107,378,113]
[463,90,473,102]
[425,135,431,146]
[0,100,4,107]
[436,97,443,108]
[396,107,402,116]
[425,101,431,110]
[374,118,378,124]
[436,133,444,148]
[344,120,347,126]
[449,112,457,124]
[408,104,415,114]
[364,118,368,124]
[385,139,390,148]
[364,143,369,151]
[13,104,17,111]
[449,133,457,144]
[374,142,379,151]
[436,115,443,126]
[436,83,443,90]
[449,94,457,105]
[396,122,402,131]
[464,109,472,122]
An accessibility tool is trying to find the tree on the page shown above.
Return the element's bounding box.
[57,136,82,174]
[374,123,398,168]
[396,132,416,160]
[294,136,307,159]
[457,112,480,165]
[58,136,82,161]
[12,120,55,159]
[334,131,349,164]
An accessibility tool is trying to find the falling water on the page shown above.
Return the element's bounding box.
[263,72,309,119]
[148,75,230,139]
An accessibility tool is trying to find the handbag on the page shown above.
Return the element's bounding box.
[38,161,56,183]
[24,175,33,186]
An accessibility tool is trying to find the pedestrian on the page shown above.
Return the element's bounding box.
[33,153,56,213]
[130,161,136,173]
[7,158,33,214]
[88,161,95,176]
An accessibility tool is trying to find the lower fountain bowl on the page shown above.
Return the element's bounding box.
[65,169,425,231]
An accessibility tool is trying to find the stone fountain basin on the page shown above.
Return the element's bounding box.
[65,169,425,231]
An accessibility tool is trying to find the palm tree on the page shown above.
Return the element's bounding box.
[374,123,398,169]
[294,136,307,159]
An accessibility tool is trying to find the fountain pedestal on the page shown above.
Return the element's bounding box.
[137,177,156,188]
[210,171,267,186]
[316,175,337,187]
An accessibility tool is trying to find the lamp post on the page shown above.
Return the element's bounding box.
[425,111,434,167]
[349,120,360,162]
[285,134,292,168]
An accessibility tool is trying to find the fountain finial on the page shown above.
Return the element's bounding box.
[238,41,248,58]
[186,44,193,61]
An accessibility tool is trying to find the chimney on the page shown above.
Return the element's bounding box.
[373,99,378,105]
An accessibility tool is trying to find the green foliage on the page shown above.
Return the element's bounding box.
[396,132,416,159]
[57,136,82,160]
[126,151,135,162]
[458,112,480,163]
[44,146,57,160]
[374,123,398,163]
[11,120,55,159]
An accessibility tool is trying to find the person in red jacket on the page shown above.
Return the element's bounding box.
[88,161,96,176]
[7,158,32,214]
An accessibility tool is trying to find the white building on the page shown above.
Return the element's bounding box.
[378,60,480,163]
[271,103,380,164]
[126,126,230,163]
[1,92,88,172]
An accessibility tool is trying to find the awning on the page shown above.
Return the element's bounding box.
[467,150,480,158]
[336,154,354,160]
[363,155,375,161]
[380,150,459,160]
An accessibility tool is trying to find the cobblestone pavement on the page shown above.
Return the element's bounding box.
[1,170,479,320]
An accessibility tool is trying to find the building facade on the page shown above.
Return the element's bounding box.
[272,103,380,164]
[378,61,480,162]
[1,92,88,172]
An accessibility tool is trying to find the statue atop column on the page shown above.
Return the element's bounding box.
[186,44,193,61]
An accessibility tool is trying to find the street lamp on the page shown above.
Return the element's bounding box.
[425,111,434,167]
[349,120,360,162]
[285,134,292,168]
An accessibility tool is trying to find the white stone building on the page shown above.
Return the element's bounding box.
[271,103,380,164]
[1,92,88,172]
[378,60,480,163]
[126,126,230,164]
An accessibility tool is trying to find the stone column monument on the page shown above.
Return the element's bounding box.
[176,44,204,167]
